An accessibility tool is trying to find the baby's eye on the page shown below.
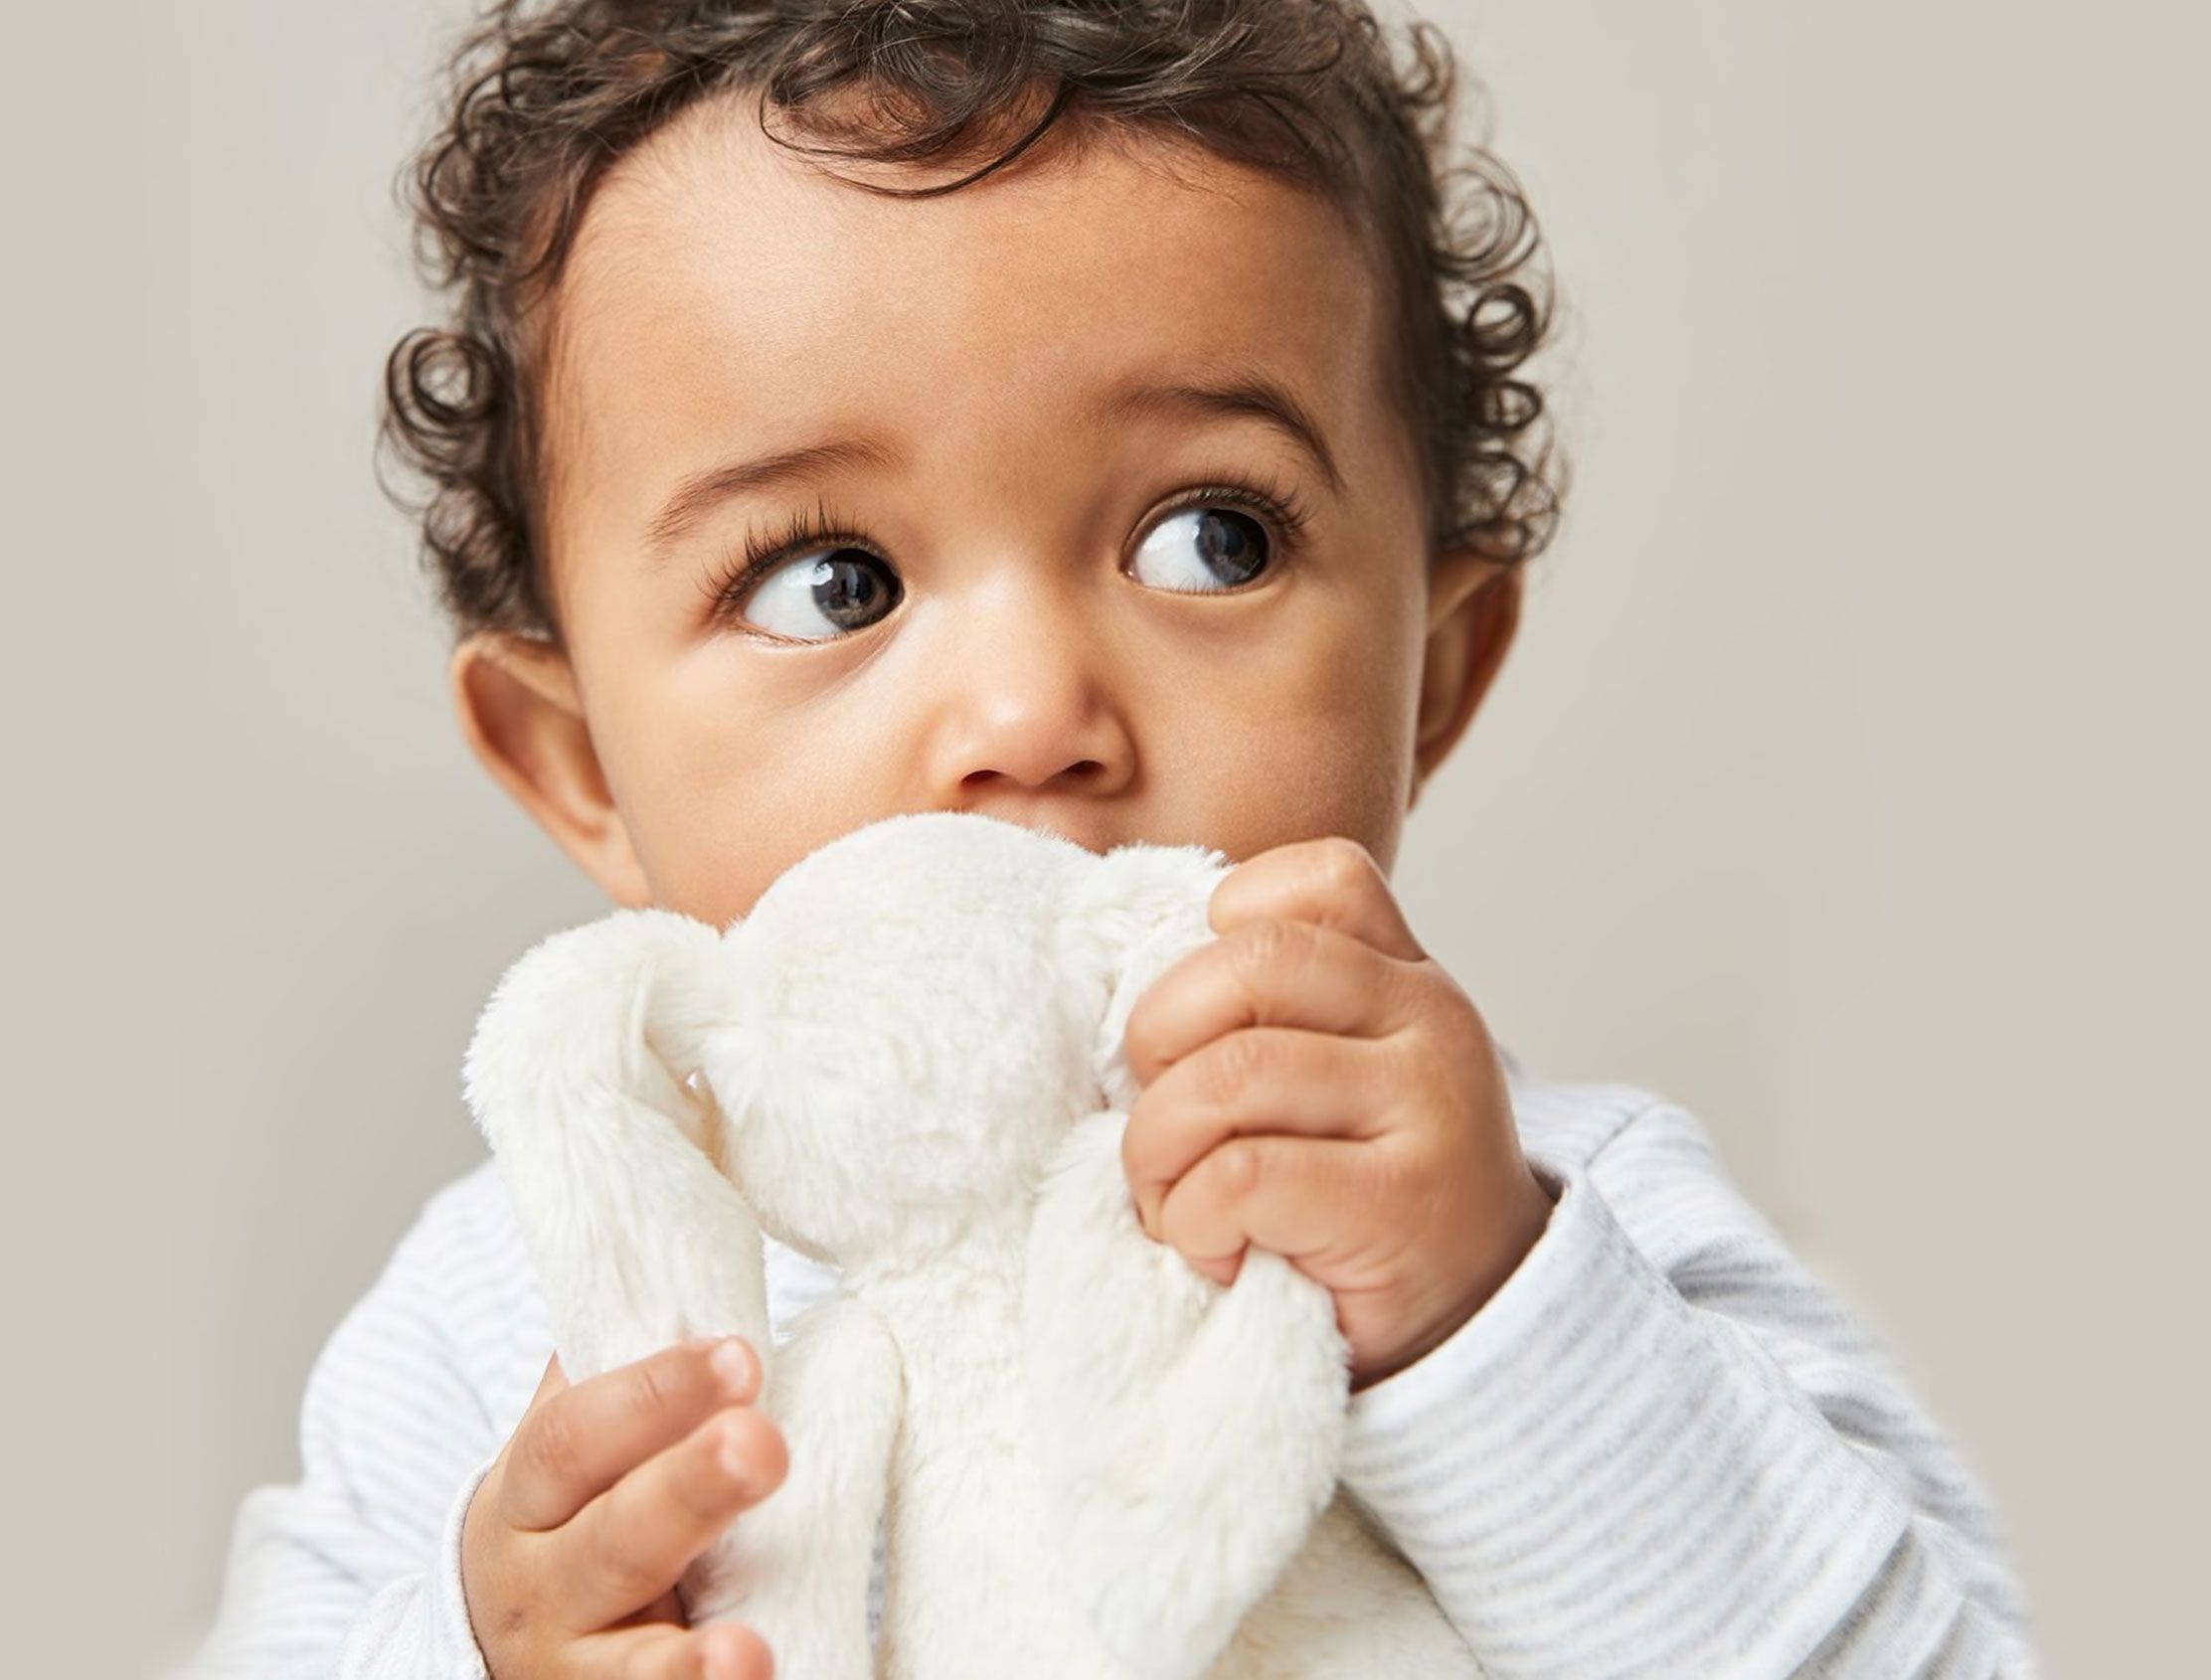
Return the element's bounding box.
[1126,503,1275,593]
[735,549,903,642]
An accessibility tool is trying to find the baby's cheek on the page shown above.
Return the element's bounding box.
[1184,676,1414,867]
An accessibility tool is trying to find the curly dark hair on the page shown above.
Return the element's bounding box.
[378,0,1563,648]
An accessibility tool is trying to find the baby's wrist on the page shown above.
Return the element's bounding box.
[1351,1167,1557,1391]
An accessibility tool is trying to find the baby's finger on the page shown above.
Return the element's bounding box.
[1207,836,1427,962]
[573,1618,774,1680]
[1123,1027,1392,1239]
[1122,919,1408,1086]
[564,1402,789,1632]
[1156,1131,1377,1284]
[499,1336,762,1533]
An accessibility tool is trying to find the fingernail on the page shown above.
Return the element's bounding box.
[710,1336,755,1395]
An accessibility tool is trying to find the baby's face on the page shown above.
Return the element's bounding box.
[455,93,1515,930]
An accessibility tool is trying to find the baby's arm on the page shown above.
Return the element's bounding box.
[173,1178,510,1678]
[1338,1089,2039,1678]
[173,1172,781,1680]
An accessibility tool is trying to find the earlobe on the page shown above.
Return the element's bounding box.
[448,630,653,908]
[1410,554,1521,806]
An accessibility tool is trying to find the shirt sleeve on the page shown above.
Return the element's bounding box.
[1337,1094,2041,1679]
[174,1180,507,1679]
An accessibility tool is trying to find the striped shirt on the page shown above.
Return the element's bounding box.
[174,1067,2041,1677]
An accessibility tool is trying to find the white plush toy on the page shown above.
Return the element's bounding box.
[460,808,1482,1679]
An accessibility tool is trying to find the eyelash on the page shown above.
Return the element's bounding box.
[696,470,1318,629]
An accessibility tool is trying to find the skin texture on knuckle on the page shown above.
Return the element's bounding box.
[1419,958,1480,1032]
[623,1354,684,1428]
[522,1398,582,1495]
[1312,833,1380,897]
[1371,946,1427,1035]
[1215,1136,1265,1201]
[1163,1144,1250,1264]
[589,1508,671,1618]
[1195,1027,1266,1112]
[1232,914,1298,992]
[1379,1128,1450,1232]
[1383,1031,1442,1123]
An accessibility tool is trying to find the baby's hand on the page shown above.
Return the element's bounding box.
[1119,836,1558,1391]
[460,1336,786,1679]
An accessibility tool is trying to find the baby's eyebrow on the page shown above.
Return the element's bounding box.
[645,436,903,567]
[1082,365,1345,499]
[640,362,1342,568]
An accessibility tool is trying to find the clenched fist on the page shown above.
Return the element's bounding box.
[1119,835,1557,1390]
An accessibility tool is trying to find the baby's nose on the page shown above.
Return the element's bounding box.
[921,588,1136,802]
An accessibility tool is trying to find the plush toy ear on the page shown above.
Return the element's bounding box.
[460,907,769,1385]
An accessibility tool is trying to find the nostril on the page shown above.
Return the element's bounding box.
[963,759,1104,788]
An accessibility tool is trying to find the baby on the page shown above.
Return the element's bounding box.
[184,2,2037,1676]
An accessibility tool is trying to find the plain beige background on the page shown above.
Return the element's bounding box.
[1,2,2197,1674]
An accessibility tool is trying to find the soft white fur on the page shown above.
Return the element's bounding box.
[461,809,1482,1678]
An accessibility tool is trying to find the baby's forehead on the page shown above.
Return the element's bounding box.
[544,98,1395,498]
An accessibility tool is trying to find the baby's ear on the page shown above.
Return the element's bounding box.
[1063,842,1230,1112]
[462,908,769,1382]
